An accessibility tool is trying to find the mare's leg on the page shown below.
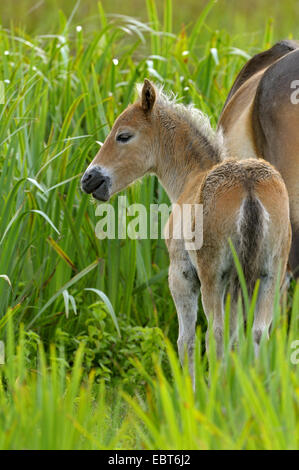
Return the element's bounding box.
[289,219,299,279]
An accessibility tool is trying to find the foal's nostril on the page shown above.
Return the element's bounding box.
[82,173,92,183]
[81,166,105,194]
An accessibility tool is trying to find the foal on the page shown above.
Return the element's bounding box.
[81,80,291,383]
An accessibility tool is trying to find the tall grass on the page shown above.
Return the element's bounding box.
[3,0,299,41]
[0,0,254,340]
[0,319,136,449]
[126,286,299,450]
[0,0,298,450]
[0,284,298,449]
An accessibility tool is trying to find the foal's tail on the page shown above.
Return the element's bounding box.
[233,186,269,298]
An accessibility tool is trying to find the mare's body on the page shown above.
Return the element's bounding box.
[218,40,299,277]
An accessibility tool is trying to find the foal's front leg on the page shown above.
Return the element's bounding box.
[168,246,200,387]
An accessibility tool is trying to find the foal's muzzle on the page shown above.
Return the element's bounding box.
[81,166,111,201]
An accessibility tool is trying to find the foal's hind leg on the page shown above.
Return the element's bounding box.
[200,283,224,359]
[252,275,278,356]
[168,247,200,387]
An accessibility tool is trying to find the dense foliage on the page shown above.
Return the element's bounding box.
[0,0,298,450]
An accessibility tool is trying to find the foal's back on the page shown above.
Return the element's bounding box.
[197,158,291,289]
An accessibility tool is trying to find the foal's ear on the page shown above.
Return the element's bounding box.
[141,79,156,113]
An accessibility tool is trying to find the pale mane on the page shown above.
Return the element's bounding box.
[136,82,226,160]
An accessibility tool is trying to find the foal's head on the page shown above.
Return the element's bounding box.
[81,79,158,201]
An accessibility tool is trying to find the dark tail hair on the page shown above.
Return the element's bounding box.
[234,189,267,297]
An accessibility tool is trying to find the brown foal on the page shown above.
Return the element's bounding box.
[81,80,291,385]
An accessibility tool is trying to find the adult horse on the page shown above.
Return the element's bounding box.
[218,40,299,278]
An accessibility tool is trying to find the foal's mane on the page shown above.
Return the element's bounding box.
[137,82,226,163]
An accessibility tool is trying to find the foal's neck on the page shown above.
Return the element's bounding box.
[154,104,222,202]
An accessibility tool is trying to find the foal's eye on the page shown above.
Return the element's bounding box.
[116,133,133,143]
